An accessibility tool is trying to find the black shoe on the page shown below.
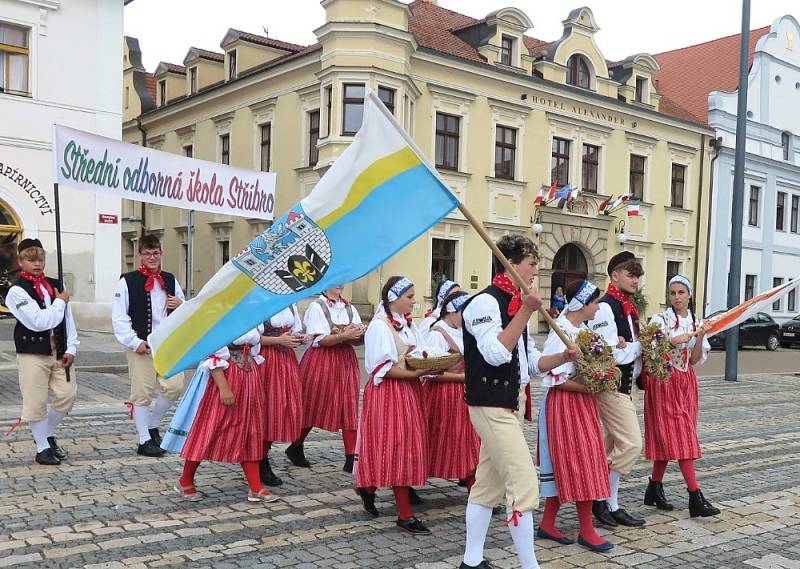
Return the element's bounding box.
[577,534,614,552]
[459,561,494,569]
[285,443,311,467]
[343,454,355,474]
[47,436,67,460]
[396,516,431,535]
[688,489,720,517]
[35,447,61,465]
[610,508,646,527]
[259,457,283,487]
[148,428,162,446]
[137,439,165,457]
[409,487,424,506]
[592,500,618,527]
[536,526,575,545]
[356,488,379,517]
[644,477,674,511]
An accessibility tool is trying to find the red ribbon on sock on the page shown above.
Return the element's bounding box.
[4,417,21,436]
[124,401,134,420]
[505,510,523,527]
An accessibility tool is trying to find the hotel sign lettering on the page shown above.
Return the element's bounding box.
[529,95,626,126]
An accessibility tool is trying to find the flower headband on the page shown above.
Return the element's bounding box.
[445,293,470,313]
[436,280,458,305]
[387,277,414,302]
[567,280,598,312]
[669,274,693,294]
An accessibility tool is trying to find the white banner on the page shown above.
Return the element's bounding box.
[52,125,276,220]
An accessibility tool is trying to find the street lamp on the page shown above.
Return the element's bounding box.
[615,219,627,244]
[531,212,543,236]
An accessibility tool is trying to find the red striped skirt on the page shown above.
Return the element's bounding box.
[644,367,701,461]
[260,345,303,443]
[299,345,360,432]
[544,388,609,503]
[355,378,428,488]
[422,381,479,480]
[181,362,266,463]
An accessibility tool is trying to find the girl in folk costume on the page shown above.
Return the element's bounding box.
[259,304,305,487]
[356,276,431,535]
[174,326,278,504]
[288,285,364,472]
[537,280,613,552]
[643,275,719,517]
[419,279,461,341]
[424,290,480,489]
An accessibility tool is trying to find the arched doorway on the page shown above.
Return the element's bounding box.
[0,199,23,314]
[551,243,588,310]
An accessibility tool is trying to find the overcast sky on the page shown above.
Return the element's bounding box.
[125,1,798,72]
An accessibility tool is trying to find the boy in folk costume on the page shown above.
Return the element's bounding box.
[459,235,579,569]
[7,238,78,465]
[587,251,646,527]
[112,234,186,457]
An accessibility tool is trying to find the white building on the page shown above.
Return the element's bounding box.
[656,15,800,322]
[0,0,124,329]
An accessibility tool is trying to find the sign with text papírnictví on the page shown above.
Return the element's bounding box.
[52,125,275,220]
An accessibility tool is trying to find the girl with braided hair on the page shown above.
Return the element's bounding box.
[642,275,719,518]
[424,290,480,490]
[355,276,432,535]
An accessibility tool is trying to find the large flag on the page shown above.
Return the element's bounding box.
[150,91,460,377]
[703,276,800,337]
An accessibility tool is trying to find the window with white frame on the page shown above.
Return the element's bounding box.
[342,83,365,135]
[260,123,271,172]
[777,191,786,231]
[499,36,514,66]
[308,110,320,166]
[220,134,230,165]
[378,86,395,115]
[158,80,166,107]
[629,154,646,200]
[671,164,686,207]
[566,54,591,89]
[189,67,197,94]
[494,125,516,180]
[435,113,460,171]
[551,138,570,186]
[635,76,647,103]
[773,277,784,311]
[788,287,797,312]
[228,50,237,81]
[748,185,760,226]
[0,23,29,97]
[791,195,799,233]
[219,240,230,268]
[582,144,599,193]
[782,132,791,161]
[744,274,756,301]
[431,238,457,287]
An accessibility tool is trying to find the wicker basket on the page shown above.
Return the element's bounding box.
[405,353,461,372]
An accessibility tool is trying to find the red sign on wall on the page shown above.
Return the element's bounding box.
[98,214,118,224]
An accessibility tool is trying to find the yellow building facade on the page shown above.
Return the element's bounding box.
[122,0,713,325]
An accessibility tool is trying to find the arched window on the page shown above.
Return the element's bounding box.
[566,54,591,89]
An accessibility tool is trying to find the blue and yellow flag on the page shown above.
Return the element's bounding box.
[150,91,460,376]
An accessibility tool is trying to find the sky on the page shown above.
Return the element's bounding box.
[125,1,799,72]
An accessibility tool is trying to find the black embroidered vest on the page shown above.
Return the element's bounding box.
[12,277,67,357]
[122,270,176,341]
[463,285,528,410]
[598,293,638,395]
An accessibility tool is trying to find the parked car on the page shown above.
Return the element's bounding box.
[706,311,780,351]
[779,314,800,348]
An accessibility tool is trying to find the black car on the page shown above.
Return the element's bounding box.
[707,311,781,351]
[779,314,800,348]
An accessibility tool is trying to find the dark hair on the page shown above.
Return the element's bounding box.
[565,280,600,306]
[612,258,644,278]
[669,284,697,332]
[381,276,403,317]
[139,234,161,252]
[493,234,539,275]
[434,291,469,325]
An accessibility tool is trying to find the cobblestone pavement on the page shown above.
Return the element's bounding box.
[1,367,800,568]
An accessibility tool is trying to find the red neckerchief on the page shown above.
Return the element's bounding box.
[492,273,522,316]
[21,271,55,301]
[606,284,640,323]
[388,311,413,331]
[139,265,165,293]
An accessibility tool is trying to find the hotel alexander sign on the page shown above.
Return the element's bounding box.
[529,94,628,127]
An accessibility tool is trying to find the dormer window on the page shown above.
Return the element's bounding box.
[228,49,237,80]
[500,36,514,66]
[635,76,647,103]
[158,80,166,107]
[566,54,591,89]
[189,67,197,95]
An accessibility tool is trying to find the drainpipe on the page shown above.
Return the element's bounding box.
[701,135,723,314]
[135,117,147,237]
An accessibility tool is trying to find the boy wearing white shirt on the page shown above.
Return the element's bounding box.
[112,235,185,457]
[7,238,78,465]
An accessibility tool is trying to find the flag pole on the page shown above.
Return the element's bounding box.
[53,182,70,382]
[456,202,571,345]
